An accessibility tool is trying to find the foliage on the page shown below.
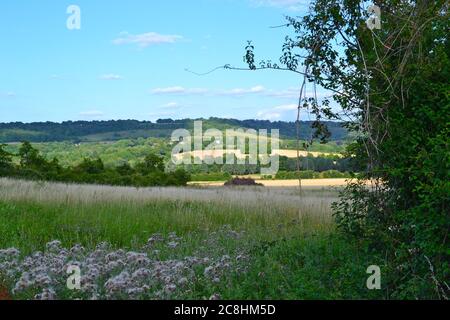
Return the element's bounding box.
[190,172,232,182]
[1,142,190,187]
[136,153,166,174]
[0,145,14,176]
[0,118,349,143]
[246,0,449,298]
[3,137,346,168]
[274,170,354,180]
[279,155,358,173]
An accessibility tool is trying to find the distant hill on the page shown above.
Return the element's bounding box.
[0,118,349,143]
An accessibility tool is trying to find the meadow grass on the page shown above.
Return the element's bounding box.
[0,178,385,299]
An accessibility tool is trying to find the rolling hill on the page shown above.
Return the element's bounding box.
[0,118,350,143]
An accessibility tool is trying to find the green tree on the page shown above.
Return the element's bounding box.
[76,158,105,175]
[0,144,14,176]
[116,162,135,176]
[136,153,165,174]
[18,141,46,169]
[239,0,449,298]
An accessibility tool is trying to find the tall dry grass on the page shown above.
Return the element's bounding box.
[0,178,339,217]
[0,178,384,300]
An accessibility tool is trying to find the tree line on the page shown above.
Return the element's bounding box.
[253,0,448,298]
[0,118,348,143]
[0,142,190,187]
[178,154,358,176]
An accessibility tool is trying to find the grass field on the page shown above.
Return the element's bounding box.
[0,178,384,300]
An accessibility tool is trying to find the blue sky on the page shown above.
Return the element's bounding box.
[0,0,325,123]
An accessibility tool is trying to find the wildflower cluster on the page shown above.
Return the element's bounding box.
[0,227,249,300]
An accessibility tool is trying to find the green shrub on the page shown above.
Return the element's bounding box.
[4,142,190,187]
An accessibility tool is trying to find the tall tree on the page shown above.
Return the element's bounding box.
[0,144,14,175]
[18,141,46,169]
[238,0,449,298]
[136,153,166,174]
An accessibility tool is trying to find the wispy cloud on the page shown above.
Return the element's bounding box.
[148,111,176,120]
[0,92,16,98]
[99,74,123,81]
[150,85,332,106]
[151,86,185,94]
[150,85,267,97]
[113,32,183,48]
[257,110,282,121]
[265,87,332,99]
[151,86,208,95]
[273,103,298,111]
[79,110,105,119]
[161,102,181,108]
[257,103,298,121]
[251,0,310,11]
[219,85,266,97]
[265,87,299,99]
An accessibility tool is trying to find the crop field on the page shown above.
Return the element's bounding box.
[0,178,383,300]
[173,149,340,163]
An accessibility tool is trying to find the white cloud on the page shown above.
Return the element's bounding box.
[79,110,105,119]
[149,84,330,104]
[151,86,208,95]
[161,102,181,108]
[113,32,183,48]
[151,86,186,94]
[0,92,16,98]
[151,85,267,97]
[148,111,176,120]
[266,87,332,99]
[274,103,298,111]
[219,85,266,97]
[257,110,282,121]
[252,0,310,11]
[257,104,299,121]
[266,87,299,99]
[99,74,123,80]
